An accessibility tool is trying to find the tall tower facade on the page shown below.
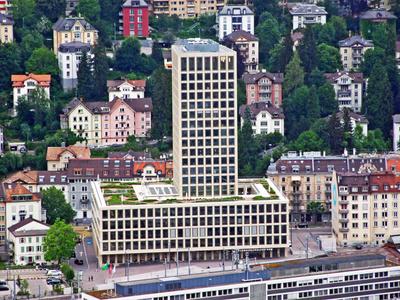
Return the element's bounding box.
[172,39,238,198]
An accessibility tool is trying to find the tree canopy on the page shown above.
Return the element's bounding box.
[41,186,75,225]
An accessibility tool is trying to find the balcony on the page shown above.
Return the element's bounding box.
[339,190,349,196]
[259,82,271,87]
[339,209,349,214]
[258,96,272,102]
[339,228,349,232]
[325,190,331,194]
[353,52,362,58]
[338,90,351,98]
[19,210,26,215]
[303,18,317,24]
[339,218,349,223]
[80,199,90,204]
[325,199,331,203]
[353,60,361,65]
[339,200,349,205]
[290,199,302,205]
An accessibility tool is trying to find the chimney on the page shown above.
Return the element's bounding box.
[61,142,66,148]
[349,30,351,37]
[353,148,356,156]
[262,69,266,73]
[344,148,348,157]
[255,102,259,108]
[323,151,326,157]
[80,98,83,102]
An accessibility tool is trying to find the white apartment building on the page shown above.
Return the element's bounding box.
[0,124,3,154]
[217,5,254,40]
[91,179,289,265]
[326,71,365,113]
[290,4,327,30]
[11,73,51,117]
[339,35,374,71]
[107,78,146,101]
[332,171,400,246]
[239,103,285,135]
[393,114,400,151]
[172,39,238,198]
[58,41,93,91]
[7,218,50,265]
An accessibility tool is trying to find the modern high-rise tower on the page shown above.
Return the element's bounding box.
[172,39,238,198]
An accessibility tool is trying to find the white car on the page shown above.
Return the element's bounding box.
[45,270,62,276]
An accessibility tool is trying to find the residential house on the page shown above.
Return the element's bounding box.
[360,9,397,39]
[107,78,146,101]
[61,98,102,146]
[0,0,11,12]
[326,71,365,113]
[243,70,284,107]
[266,151,387,223]
[121,0,149,37]
[331,110,369,136]
[217,5,254,40]
[58,41,93,91]
[0,184,6,246]
[46,144,91,171]
[224,30,259,73]
[239,103,285,135]
[280,31,304,51]
[0,14,13,43]
[338,35,374,71]
[101,97,152,144]
[393,114,400,151]
[11,73,51,117]
[290,4,327,30]
[61,97,153,146]
[4,183,45,230]
[332,171,400,246]
[0,123,3,154]
[52,16,98,55]
[162,51,172,70]
[7,218,50,265]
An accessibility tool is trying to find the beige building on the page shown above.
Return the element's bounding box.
[91,179,289,265]
[332,171,400,246]
[151,0,253,19]
[0,14,13,43]
[46,145,91,171]
[172,39,238,198]
[224,30,258,73]
[52,16,98,55]
[338,35,374,71]
[266,151,387,223]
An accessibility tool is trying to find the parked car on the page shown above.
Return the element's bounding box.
[46,270,62,276]
[0,280,6,285]
[19,147,27,153]
[71,251,76,258]
[355,244,363,250]
[77,237,82,244]
[0,285,9,291]
[46,277,61,285]
[74,259,84,265]
[297,222,308,228]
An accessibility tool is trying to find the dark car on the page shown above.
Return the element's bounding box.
[0,280,6,286]
[74,259,84,265]
[71,251,76,258]
[0,285,9,291]
[46,277,61,285]
[297,222,308,228]
[355,244,363,250]
[19,147,27,154]
[77,238,82,244]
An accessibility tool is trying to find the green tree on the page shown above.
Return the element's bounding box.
[76,0,101,22]
[0,42,21,92]
[292,131,325,152]
[77,49,93,101]
[363,60,393,137]
[307,201,325,223]
[316,23,336,46]
[318,82,338,117]
[19,32,44,65]
[60,262,75,283]
[256,12,281,65]
[331,16,348,44]
[151,41,163,65]
[25,48,60,77]
[114,37,142,72]
[92,42,109,101]
[317,43,342,73]
[10,0,36,28]
[361,47,385,76]
[307,86,320,122]
[36,0,66,23]
[17,279,29,295]
[310,118,330,148]
[148,67,172,139]
[253,0,280,19]
[283,52,305,98]
[298,26,318,75]
[307,68,327,88]
[327,111,344,153]
[43,218,78,264]
[29,87,52,127]
[278,30,294,73]
[41,187,75,225]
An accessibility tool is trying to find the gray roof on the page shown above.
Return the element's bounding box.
[239,103,285,120]
[338,35,374,47]
[52,17,97,32]
[122,0,148,7]
[218,5,254,15]
[326,72,364,84]
[334,111,369,124]
[360,8,397,20]
[243,71,284,84]
[290,4,327,15]
[0,14,14,25]
[225,30,259,42]
[59,41,93,53]
[393,114,400,123]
